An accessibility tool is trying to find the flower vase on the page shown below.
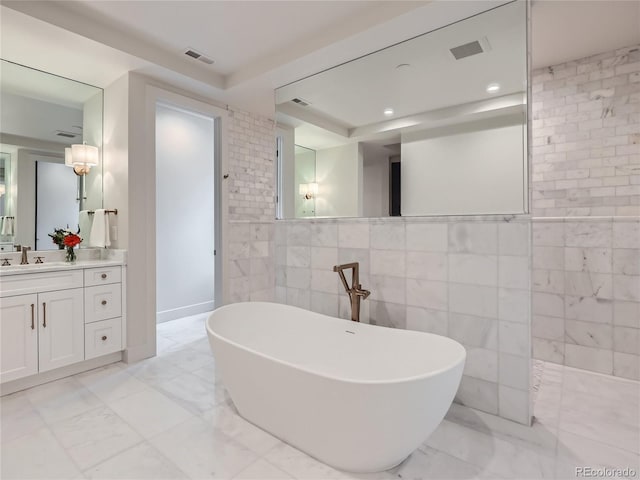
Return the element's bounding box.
[65,246,76,263]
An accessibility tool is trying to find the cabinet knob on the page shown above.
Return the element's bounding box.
[101,273,107,279]
[101,300,107,306]
[101,335,108,341]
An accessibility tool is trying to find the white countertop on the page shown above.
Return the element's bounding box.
[0,249,127,277]
[0,259,125,276]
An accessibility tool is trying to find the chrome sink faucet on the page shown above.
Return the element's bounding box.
[333,262,370,322]
[20,246,31,265]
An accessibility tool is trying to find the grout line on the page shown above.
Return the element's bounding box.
[78,438,147,475]
[39,401,111,475]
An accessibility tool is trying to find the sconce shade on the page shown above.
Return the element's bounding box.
[0,184,5,196]
[71,144,99,166]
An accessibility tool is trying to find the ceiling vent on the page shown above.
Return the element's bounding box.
[184,48,214,65]
[292,97,310,107]
[450,40,484,60]
[55,130,78,138]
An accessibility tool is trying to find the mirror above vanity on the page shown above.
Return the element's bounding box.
[275,1,527,219]
[0,59,104,250]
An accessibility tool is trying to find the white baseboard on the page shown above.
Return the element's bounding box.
[156,300,215,323]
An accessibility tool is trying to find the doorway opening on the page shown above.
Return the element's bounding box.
[35,154,78,250]
[389,155,401,217]
[155,102,216,338]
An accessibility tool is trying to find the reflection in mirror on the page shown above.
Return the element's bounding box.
[295,145,317,217]
[0,151,13,250]
[0,60,103,249]
[275,1,527,219]
[0,152,9,217]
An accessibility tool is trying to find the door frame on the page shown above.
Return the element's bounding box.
[150,87,225,307]
[125,81,227,362]
[155,101,218,322]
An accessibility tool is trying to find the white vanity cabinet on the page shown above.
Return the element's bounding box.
[1,288,86,380]
[0,263,125,386]
[0,294,38,382]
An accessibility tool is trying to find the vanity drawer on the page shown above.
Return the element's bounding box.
[84,267,121,287]
[0,270,84,297]
[85,318,122,360]
[84,284,122,323]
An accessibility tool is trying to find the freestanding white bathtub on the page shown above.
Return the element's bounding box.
[206,302,466,473]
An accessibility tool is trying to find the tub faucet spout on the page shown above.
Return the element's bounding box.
[333,262,370,322]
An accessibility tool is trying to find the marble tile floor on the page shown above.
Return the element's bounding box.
[1,312,638,479]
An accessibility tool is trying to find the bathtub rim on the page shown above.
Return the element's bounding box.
[206,301,466,386]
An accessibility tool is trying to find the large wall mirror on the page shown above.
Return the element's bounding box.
[276,1,527,219]
[0,60,103,250]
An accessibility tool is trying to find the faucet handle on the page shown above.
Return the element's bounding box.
[356,288,371,300]
[34,256,44,264]
[1,258,11,266]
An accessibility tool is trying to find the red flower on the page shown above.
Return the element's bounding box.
[63,234,82,248]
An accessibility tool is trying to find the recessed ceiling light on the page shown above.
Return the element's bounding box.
[486,83,500,94]
[383,108,394,116]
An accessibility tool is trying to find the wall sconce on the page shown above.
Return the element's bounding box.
[66,143,99,176]
[0,184,5,197]
[299,182,318,200]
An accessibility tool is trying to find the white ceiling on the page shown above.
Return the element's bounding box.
[67,1,389,76]
[0,0,638,119]
[0,7,150,90]
[0,0,509,115]
[532,0,640,69]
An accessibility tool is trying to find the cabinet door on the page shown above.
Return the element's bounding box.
[38,288,84,373]
[0,294,38,383]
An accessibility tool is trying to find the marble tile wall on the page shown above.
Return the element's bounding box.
[531,44,640,217]
[226,109,276,302]
[228,222,275,303]
[531,44,640,379]
[532,217,639,380]
[227,109,276,223]
[274,216,532,425]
